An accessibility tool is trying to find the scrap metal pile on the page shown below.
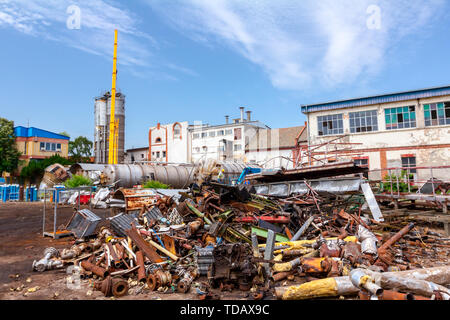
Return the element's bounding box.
[32,182,450,300]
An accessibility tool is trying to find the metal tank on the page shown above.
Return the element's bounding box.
[102,164,196,189]
[94,97,108,163]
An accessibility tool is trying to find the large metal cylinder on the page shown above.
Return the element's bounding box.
[102,164,196,188]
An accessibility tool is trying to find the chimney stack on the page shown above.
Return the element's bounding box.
[246,110,251,122]
[225,115,229,124]
[240,107,245,123]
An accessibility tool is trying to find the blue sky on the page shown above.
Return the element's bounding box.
[1,0,449,149]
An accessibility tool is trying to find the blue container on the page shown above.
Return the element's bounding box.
[25,186,37,202]
[53,185,65,203]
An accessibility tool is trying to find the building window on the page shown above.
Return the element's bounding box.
[195,147,200,152]
[173,123,181,136]
[217,130,224,136]
[318,114,343,136]
[385,106,416,130]
[401,155,416,174]
[46,142,51,150]
[162,151,166,158]
[141,154,144,158]
[193,133,199,139]
[234,144,242,151]
[156,151,160,158]
[349,110,378,133]
[155,137,162,143]
[209,131,216,137]
[56,143,61,151]
[40,142,45,150]
[424,102,450,126]
[234,128,242,140]
[201,132,207,138]
[225,129,232,135]
[202,146,208,152]
[354,157,369,178]
[131,156,135,162]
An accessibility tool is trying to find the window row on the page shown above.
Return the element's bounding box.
[193,129,233,139]
[318,102,450,136]
[151,151,166,158]
[193,144,242,153]
[40,142,61,152]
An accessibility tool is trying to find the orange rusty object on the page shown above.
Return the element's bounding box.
[135,250,147,283]
[376,223,415,267]
[80,259,110,278]
[114,188,158,211]
[301,257,331,275]
[162,234,177,255]
[125,224,163,263]
[359,290,430,300]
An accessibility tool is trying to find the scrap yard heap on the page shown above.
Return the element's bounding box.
[27,166,450,301]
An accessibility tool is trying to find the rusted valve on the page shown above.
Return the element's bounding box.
[146,269,172,291]
[94,276,128,298]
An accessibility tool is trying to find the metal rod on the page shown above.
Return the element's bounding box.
[53,195,57,239]
[42,188,46,237]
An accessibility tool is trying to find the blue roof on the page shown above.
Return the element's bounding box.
[301,85,450,114]
[14,126,70,140]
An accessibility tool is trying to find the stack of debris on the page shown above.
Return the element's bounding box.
[32,181,450,300]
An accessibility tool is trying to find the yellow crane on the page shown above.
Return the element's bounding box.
[108,29,119,164]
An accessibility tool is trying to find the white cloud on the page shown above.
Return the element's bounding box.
[0,0,155,68]
[147,0,446,90]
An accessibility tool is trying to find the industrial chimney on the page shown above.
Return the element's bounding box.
[225,115,229,124]
[246,110,251,122]
[240,107,245,123]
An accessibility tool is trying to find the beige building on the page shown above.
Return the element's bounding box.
[301,86,450,182]
[246,124,307,169]
[14,126,70,163]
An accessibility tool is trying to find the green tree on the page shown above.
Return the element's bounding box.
[59,131,70,138]
[69,136,93,162]
[0,118,22,174]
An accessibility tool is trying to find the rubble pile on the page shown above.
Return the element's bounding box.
[31,182,450,300]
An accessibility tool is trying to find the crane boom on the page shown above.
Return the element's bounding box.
[108,29,118,164]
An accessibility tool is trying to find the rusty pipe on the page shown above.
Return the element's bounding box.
[275,266,450,300]
[379,223,414,252]
[80,260,110,278]
[135,250,146,283]
[272,271,294,282]
[351,268,450,300]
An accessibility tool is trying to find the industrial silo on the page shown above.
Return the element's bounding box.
[94,96,108,163]
[106,91,125,163]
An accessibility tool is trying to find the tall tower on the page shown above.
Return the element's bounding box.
[94,91,125,163]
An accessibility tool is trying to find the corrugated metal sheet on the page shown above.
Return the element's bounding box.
[301,86,450,113]
[108,212,142,237]
[66,209,102,238]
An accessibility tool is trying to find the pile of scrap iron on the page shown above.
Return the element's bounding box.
[31,180,450,300]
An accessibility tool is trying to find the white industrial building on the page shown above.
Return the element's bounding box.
[301,85,450,182]
[143,107,306,169]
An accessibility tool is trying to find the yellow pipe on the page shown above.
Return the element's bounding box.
[108,29,118,164]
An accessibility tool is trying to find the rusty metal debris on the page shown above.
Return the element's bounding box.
[31,171,450,300]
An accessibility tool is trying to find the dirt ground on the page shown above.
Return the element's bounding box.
[0,202,247,300]
[0,202,448,301]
